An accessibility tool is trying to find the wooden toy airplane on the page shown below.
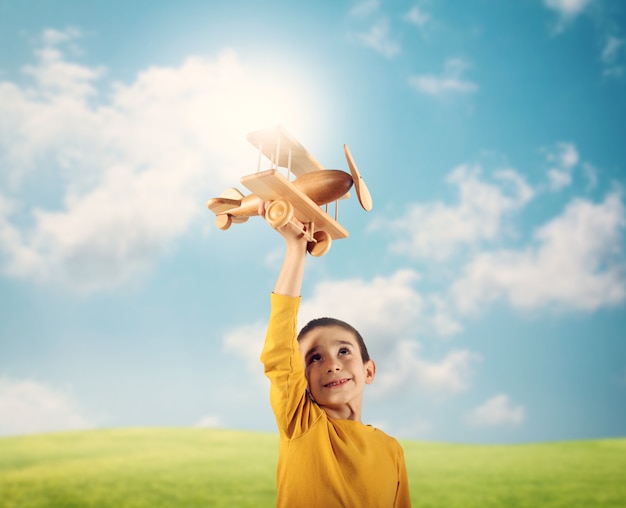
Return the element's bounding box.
[206,125,372,256]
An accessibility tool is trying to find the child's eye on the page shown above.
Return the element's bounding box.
[339,347,351,355]
[310,354,322,363]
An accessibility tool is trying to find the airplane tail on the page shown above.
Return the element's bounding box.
[206,188,245,214]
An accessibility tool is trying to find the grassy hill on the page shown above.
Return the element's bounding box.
[0,428,624,507]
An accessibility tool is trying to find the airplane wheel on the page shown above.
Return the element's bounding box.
[307,230,332,257]
[215,214,232,230]
[265,199,294,229]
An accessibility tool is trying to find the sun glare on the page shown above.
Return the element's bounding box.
[224,55,330,146]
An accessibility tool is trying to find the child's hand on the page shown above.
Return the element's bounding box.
[260,200,307,296]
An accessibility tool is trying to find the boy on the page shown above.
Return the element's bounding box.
[260,205,411,507]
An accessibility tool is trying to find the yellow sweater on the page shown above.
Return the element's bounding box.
[261,293,411,507]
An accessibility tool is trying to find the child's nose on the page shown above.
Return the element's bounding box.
[326,361,342,372]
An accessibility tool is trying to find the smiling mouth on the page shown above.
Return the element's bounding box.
[324,378,351,388]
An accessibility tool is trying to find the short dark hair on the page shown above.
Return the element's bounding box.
[297,317,371,362]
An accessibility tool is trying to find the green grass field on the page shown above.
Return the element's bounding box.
[0,428,624,507]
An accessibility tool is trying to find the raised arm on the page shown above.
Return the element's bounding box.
[260,202,317,437]
[274,233,307,296]
[259,202,308,297]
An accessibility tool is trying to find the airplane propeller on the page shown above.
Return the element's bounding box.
[344,144,373,212]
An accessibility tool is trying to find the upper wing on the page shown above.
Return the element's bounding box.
[246,125,325,177]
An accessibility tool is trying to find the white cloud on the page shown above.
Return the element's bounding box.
[544,142,586,192]
[299,269,424,344]
[544,0,593,17]
[554,142,579,169]
[467,394,525,427]
[375,164,533,261]
[544,0,595,33]
[582,162,598,191]
[351,19,400,59]
[350,0,380,17]
[429,295,463,337]
[601,36,625,78]
[223,322,268,372]
[0,28,317,292]
[409,58,478,96]
[0,378,93,436]
[195,415,222,428]
[374,341,481,396]
[602,36,624,63]
[404,6,430,28]
[41,27,82,46]
[547,169,572,191]
[22,32,105,100]
[452,191,626,313]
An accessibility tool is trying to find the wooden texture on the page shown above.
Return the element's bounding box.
[246,125,325,176]
[207,194,261,218]
[344,143,373,211]
[215,214,232,230]
[292,170,353,205]
[206,197,240,214]
[307,230,332,257]
[241,170,349,240]
[220,188,245,200]
[265,199,294,229]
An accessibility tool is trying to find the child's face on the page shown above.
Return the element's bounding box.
[299,325,376,419]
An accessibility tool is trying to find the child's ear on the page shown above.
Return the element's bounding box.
[364,359,376,384]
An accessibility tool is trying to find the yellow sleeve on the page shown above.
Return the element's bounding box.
[395,444,412,507]
[260,293,321,438]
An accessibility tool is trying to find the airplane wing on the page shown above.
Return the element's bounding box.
[246,125,325,177]
[241,169,349,240]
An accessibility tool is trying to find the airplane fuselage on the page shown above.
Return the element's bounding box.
[220,169,353,219]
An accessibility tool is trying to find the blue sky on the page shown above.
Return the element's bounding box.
[0,0,625,444]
